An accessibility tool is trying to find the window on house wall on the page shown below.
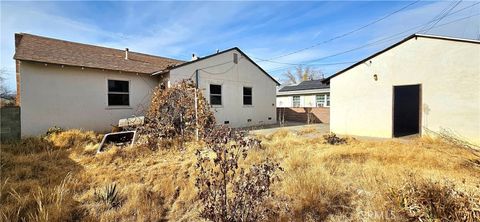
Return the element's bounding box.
[243,87,252,105]
[315,93,330,107]
[293,96,300,107]
[210,84,222,105]
[108,80,129,106]
[316,94,325,107]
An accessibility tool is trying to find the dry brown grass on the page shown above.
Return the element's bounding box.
[1,129,479,221]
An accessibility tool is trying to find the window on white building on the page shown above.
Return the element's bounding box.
[293,96,300,107]
[243,87,252,105]
[316,94,325,107]
[315,93,330,107]
[210,84,222,105]
[107,80,129,106]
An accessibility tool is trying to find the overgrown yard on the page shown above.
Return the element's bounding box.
[1,128,480,221]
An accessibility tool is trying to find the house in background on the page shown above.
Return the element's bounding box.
[325,34,480,144]
[157,47,279,127]
[276,79,330,123]
[14,33,278,136]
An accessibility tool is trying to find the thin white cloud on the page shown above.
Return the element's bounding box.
[1,1,478,88]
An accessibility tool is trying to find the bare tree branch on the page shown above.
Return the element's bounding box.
[281,65,323,85]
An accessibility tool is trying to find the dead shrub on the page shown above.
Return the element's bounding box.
[322,133,348,145]
[425,128,480,152]
[1,137,53,155]
[45,126,64,136]
[282,153,354,221]
[195,127,282,221]
[297,127,317,135]
[138,80,215,150]
[388,175,480,221]
[1,174,80,222]
[45,129,100,149]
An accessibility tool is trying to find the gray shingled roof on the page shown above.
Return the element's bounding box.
[278,79,329,92]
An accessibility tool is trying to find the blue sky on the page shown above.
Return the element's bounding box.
[1,1,479,90]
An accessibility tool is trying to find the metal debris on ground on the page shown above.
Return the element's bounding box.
[97,131,137,153]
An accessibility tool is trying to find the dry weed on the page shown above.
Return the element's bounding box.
[2,129,480,221]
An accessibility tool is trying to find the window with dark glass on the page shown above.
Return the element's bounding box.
[210,84,222,105]
[243,87,252,105]
[108,80,129,106]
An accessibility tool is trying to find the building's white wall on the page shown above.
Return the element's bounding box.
[331,37,480,144]
[276,96,292,107]
[276,92,330,108]
[20,62,158,136]
[302,95,316,107]
[169,49,277,127]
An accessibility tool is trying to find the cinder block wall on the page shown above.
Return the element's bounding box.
[277,107,330,124]
[1,106,21,142]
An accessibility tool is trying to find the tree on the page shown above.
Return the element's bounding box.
[0,69,11,98]
[0,69,15,106]
[282,65,323,85]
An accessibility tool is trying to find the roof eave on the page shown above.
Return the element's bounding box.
[163,47,281,86]
[323,33,480,83]
[16,59,153,75]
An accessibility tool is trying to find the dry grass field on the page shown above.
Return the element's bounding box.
[1,128,479,221]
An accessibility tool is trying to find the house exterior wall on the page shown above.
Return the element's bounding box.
[169,49,277,127]
[276,96,292,107]
[19,61,159,136]
[276,90,330,108]
[277,95,317,107]
[330,37,480,144]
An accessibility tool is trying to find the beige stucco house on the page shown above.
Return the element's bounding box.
[14,33,279,136]
[165,48,279,127]
[326,34,480,144]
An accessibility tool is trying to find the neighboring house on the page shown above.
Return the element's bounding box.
[324,34,480,144]
[276,79,330,123]
[14,33,279,136]
[159,48,279,127]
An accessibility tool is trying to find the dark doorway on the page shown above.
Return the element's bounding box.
[393,84,420,137]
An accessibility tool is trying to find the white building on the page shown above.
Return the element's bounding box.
[276,79,330,108]
[163,48,279,127]
[14,33,279,136]
[276,79,330,124]
[326,34,480,144]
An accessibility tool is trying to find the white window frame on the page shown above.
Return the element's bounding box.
[107,79,130,108]
[326,93,330,107]
[315,93,330,107]
[316,94,325,107]
[292,96,300,108]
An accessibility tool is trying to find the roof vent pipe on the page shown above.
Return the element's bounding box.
[125,48,129,60]
[191,53,198,61]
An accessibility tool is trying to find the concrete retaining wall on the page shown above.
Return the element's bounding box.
[1,106,21,142]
